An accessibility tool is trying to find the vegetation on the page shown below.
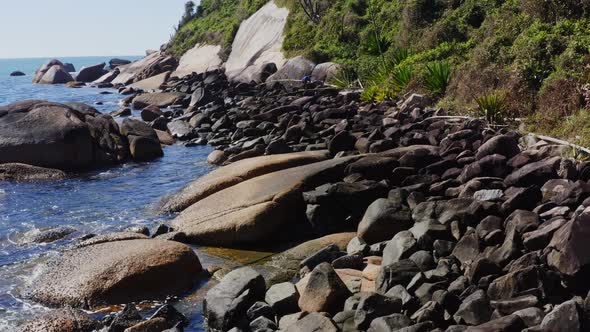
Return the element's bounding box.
[168,0,590,143]
[475,90,507,124]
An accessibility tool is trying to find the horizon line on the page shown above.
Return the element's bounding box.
[0,54,145,60]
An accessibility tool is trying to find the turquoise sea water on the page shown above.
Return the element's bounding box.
[0,57,218,331]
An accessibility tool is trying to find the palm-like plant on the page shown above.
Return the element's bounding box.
[424,61,451,96]
[475,90,506,124]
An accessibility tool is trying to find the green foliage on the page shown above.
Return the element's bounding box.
[424,61,451,95]
[475,90,507,124]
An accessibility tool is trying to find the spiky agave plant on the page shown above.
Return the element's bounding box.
[424,61,451,96]
[389,64,415,93]
[475,90,507,124]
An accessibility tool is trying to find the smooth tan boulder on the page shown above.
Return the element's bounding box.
[172,44,223,78]
[130,71,171,91]
[26,239,202,308]
[161,151,329,213]
[16,307,98,332]
[0,163,67,182]
[131,92,185,109]
[111,51,165,85]
[171,156,360,246]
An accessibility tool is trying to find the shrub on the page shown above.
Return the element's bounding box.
[389,64,415,93]
[475,90,507,124]
[424,61,451,96]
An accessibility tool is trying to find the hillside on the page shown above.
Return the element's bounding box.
[169,0,590,144]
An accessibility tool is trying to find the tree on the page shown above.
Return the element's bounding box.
[178,1,196,28]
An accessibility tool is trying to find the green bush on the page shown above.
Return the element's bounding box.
[475,90,507,124]
[424,61,451,96]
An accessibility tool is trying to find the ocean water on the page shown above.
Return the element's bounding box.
[0,57,220,330]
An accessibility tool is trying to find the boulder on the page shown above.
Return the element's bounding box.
[475,134,520,160]
[112,51,172,85]
[539,299,581,331]
[109,58,131,69]
[204,267,266,331]
[265,282,300,315]
[172,44,223,78]
[464,315,525,332]
[63,63,75,72]
[225,1,288,82]
[171,156,360,246]
[357,198,412,244]
[285,312,338,332]
[16,307,98,332]
[26,239,201,308]
[130,71,171,91]
[0,163,67,182]
[547,206,590,276]
[453,290,493,326]
[38,65,74,84]
[33,59,69,83]
[120,118,163,161]
[10,70,25,76]
[504,156,560,187]
[76,63,107,82]
[131,92,185,109]
[0,100,93,169]
[311,62,342,82]
[298,262,351,314]
[161,151,329,213]
[266,56,316,89]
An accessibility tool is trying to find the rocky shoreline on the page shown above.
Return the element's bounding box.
[4,45,590,332]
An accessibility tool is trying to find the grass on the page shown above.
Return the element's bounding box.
[525,108,590,148]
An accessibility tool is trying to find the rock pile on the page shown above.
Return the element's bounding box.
[194,90,590,331]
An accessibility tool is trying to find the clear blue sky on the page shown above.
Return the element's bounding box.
[0,0,192,58]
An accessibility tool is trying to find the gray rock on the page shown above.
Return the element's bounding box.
[453,290,493,326]
[265,282,299,315]
[285,312,338,332]
[367,313,411,332]
[540,300,581,332]
[204,267,266,331]
[357,198,412,245]
[298,262,351,314]
[382,231,418,266]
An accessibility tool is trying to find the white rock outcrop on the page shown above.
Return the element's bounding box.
[225,1,289,82]
[111,51,164,85]
[172,44,223,78]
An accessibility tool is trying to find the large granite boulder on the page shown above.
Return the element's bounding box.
[172,44,223,78]
[225,1,288,83]
[112,51,175,85]
[109,58,131,69]
[76,63,107,82]
[38,65,74,84]
[25,239,202,308]
[16,307,98,332]
[33,59,73,84]
[171,156,360,246]
[131,92,186,109]
[0,100,93,169]
[311,62,342,82]
[119,118,163,161]
[130,71,171,91]
[266,56,316,89]
[160,151,329,213]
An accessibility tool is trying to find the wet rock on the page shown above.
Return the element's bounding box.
[16,307,98,332]
[26,239,201,308]
[24,226,76,243]
[140,105,164,122]
[204,267,266,331]
[109,304,142,332]
[10,70,25,76]
[207,150,227,165]
[149,304,189,328]
[124,318,168,332]
[250,316,277,331]
[298,262,351,314]
[357,198,412,245]
[0,163,67,182]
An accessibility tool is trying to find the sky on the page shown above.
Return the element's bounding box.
[0,0,192,58]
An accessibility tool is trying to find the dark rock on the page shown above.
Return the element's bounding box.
[367,313,412,332]
[250,316,277,331]
[204,267,266,331]
[454,290,493,326]
[149,304,189,328]
[354,292,402,329]
[475,134,520,160]
[464,314,525,332]
[547,206,590,277]
[76,63,107,82]
[265,282,299,315]
[298,262,351,314]
[328,130,357,155]
[376,259,421,294]
[540,300,581,332]
[109,304,142,332]
[10,70,25,76]
[504,157,560,187]
[284,312,338,332]
[357,198,412,244]
[141,105,164,122]
[0,163,67,182]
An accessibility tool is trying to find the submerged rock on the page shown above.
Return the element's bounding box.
[0,163,67,182]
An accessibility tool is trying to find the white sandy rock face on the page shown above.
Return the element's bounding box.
[172,44,223,78]
[130,71,171,91]
[225,1,289,82]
